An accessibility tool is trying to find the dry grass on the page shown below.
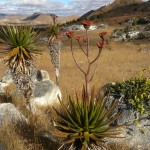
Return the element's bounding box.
[35,29,150,95]
[0,28,149,149]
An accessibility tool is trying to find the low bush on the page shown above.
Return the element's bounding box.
[104,73,150,115]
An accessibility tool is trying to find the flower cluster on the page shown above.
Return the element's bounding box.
[66,32,107,48]
[82,19,93,30]
[66,31,75,39]
[97,41,107,48]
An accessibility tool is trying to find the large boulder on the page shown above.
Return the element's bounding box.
[0,103,27,125]
[30,80,61,108]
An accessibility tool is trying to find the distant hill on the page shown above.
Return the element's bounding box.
[0,13,79,25]
[79,0,149,25]
[0,14,6,17]
[23,13,79,25]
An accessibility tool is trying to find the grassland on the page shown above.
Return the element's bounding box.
[35,28,150,95]
[0,27,149,150]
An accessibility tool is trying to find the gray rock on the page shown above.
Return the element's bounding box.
[0,144,6,150]
[1,69,50,83]
[35,70,50,81]
[138,31,150,40]
[1,70,13,84]
[106,95,150,149]
[0,103,27,125]
[30,80,61,109]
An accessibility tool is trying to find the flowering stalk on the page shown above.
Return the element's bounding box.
[66,20,107,101]
[48,15,61,85]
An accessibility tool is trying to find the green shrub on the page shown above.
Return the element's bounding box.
[104,76,150,115]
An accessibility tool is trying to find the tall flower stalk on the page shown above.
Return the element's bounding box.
[53,20,123,150]
[48,14,61,85]
[0,26,41,111]
[66,20,107,101]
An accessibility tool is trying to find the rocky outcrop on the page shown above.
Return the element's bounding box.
[105,95,150,149]
[0,103,27,125]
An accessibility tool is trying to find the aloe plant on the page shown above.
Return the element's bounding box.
[53,87,123,150]
[52,20,123,149]
[48,15,61,85]
[0,25,41,110]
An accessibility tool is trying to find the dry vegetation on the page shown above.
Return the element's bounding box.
[0,27,149,149]
[35,28,150,95]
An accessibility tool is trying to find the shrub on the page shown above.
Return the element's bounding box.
[104,73,150,115]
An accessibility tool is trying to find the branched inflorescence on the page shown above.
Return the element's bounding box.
[66,20,107,100]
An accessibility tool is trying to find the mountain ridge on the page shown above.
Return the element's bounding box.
[79,0,149,25]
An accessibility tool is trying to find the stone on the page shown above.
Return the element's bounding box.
[138,31,150,40]
[1,70,50,84]
[0,144,6,150]
[0,103,27,125]
[30,80,61,108]
[105,95,150,149]
[35,70,50,81]
[1,70,13,84]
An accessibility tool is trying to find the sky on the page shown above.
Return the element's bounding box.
[0,0,148,16]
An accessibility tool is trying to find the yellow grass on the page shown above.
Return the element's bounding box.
[34,29,150,95]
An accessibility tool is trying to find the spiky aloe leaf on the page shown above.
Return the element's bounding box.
[0,25,41,70]
[53,90,123,150]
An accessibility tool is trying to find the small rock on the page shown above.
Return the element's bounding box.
[1,70,13,84]
[0,144,6,150]
[0,103,27,125]
[35,70,50,81]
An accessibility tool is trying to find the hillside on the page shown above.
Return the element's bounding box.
[0,13,79,25]
[79,0,150,25]
[89,0,143,17]
[23,13,79,25]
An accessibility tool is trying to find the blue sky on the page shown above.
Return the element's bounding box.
[0,0,148,16]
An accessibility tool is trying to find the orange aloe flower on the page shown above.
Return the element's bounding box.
[97,41,106,48]
[75,36,82,41]
[99,32,107,37]
[83,37,88,43]
[66,31,75,39]
[82,20,93,30]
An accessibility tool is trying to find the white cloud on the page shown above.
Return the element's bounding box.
[0,0,148,16]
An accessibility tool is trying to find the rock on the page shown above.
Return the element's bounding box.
[35,70,50,81]
[106,95,150,149]
[30,80,61,108]
[0,144,6,150]
[138,31,150,40]
[39,133,60,150]
[0,69,50,88]
[0,83,5,94]
[0,103,27,125]
[1,70,13,84]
